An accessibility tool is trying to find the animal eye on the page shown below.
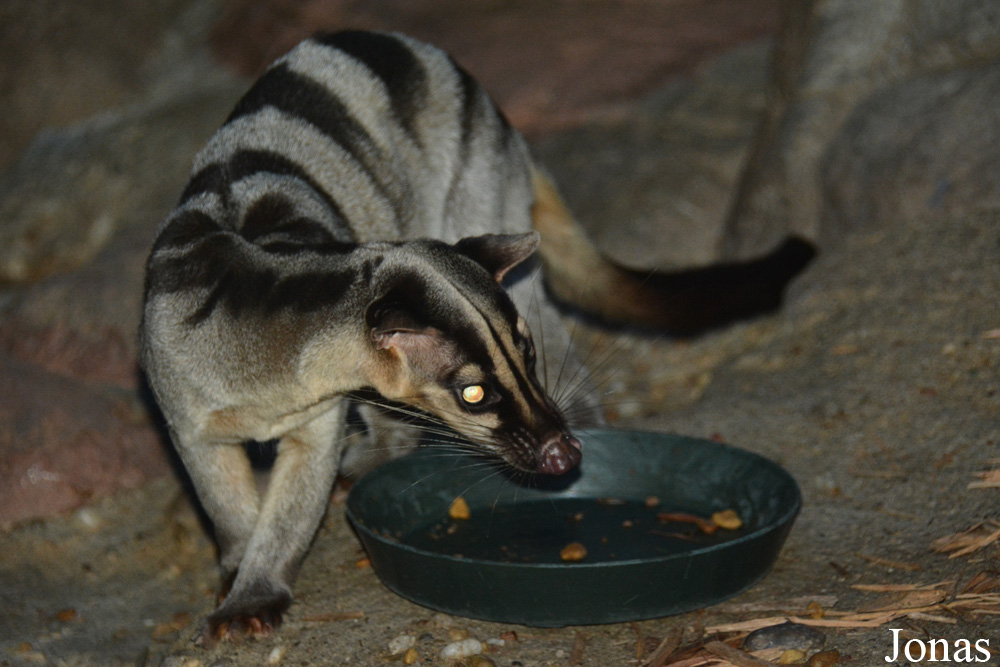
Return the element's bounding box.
[461,385,486,404]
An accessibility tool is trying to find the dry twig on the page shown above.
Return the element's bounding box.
[708,577,1000,634]
[856,552,923,571]
[931,520,1000,558]
[968,469,1000,489]
[641,628,682,667]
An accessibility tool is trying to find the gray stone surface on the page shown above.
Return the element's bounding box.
[0,73,245,284]
[722,0,1000,260]
[533,40,773,270]
[0,0,222,172]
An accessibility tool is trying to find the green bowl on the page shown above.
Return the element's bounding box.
[345,428,800,627]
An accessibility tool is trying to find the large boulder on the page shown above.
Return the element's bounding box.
[722,0,1000,259]
[0,1,246,526]
[0,0,218,172]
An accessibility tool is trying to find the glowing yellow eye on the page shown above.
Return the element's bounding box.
[461,385,485,404]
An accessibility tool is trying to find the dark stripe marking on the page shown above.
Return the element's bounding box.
[241,193,337,247]
[224,63,410,217]
[226,64,375,166]
[315,31,428,143]
[178,150,352,241]
[450,58,482,150]
[180,252,358,326]
[151,209,224,254]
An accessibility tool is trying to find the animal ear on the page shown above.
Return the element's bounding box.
[455,232,540,283]
[366,296,427,350]
[365,294,457,374]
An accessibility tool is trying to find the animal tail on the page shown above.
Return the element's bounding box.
[530,167,816,335]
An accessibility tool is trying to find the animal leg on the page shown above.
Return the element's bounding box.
[170,428,261,581]
[201,401,347,643]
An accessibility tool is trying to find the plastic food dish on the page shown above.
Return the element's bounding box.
[346,428,800,627]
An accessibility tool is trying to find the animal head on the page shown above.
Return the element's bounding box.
[365,233,581,475]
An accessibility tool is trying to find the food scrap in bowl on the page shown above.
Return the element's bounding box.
[448,497,471,520]
[560,542,588,562]
[711,509,743,530]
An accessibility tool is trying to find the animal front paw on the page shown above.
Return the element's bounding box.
[195,582,291,646]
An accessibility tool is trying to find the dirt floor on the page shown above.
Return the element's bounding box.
[2,209,999,666]
[2,7,999,667]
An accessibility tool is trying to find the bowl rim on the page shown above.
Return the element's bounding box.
[346,427,802,571]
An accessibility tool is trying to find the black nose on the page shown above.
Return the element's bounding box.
[537,434,582,475]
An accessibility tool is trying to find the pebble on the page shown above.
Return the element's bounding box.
[266,645,286,664]
[160,658,203,667]
[807,650,840,667]
[73,507,102,530]
[447,627,470,641]
[464,656,496,667]
[388,634,417,654]
[743,621,825,652]
[777,649,807,664]
[440,638,483,660]
[429,612,456,628]
[402,648,419,665]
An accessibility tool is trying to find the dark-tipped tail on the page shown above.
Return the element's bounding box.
[530,168,816,335]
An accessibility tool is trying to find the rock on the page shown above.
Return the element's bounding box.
[0,219,184,526]
[0,351,170,527]
[822,61,1000,230]
[743,621,826,652]
[722,0,1000,260]
[209,0,780,137]
[534,40,772,270]
[0,3,247,525]
[0,0,217,173]
[439,638,483,660]
[388,634,416,654]
[0,70,237,525]
[0,70,245,284]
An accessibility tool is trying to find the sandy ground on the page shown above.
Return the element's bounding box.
[2,208,998,666]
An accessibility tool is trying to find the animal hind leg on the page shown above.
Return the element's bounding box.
[170,427,261,582]
[203,401,347,642]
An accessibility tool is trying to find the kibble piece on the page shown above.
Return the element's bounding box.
[449,497,471,520]
[560,542,587,561]
[778,649,807,664]
[447,627,470,642]
[711,509,743,530]
[55,608,77,622]
[466,656,497,667]
[806,650,840,667]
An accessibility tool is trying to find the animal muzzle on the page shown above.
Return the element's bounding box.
[537,433,582,475]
